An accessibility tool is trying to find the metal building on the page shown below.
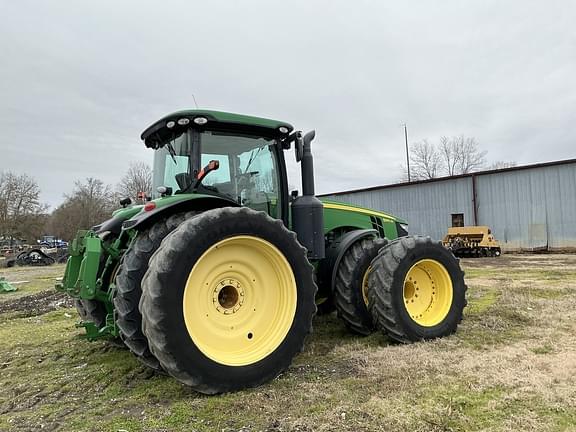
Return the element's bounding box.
[320,159,576,251]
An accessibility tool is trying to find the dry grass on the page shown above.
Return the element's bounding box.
[0,255,575,431]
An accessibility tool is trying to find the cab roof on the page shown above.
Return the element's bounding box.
[141,109,294,148]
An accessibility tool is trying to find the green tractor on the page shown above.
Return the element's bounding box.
[57,110,466,394]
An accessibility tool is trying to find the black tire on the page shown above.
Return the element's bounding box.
[75,299,106,328]
[140,207,316,394]
[114,211,196,370]
[368,236,467,343]
[315,296,335,315]
[314,273,335,315]
[333,236,388,335]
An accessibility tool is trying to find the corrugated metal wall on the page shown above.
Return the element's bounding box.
[322,161,576,251]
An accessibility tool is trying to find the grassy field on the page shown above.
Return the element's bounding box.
[1,255,575,432]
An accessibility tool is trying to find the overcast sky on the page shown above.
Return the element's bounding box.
[1,1,575,209]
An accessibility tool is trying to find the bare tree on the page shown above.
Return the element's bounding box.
[439,135,487,176]
[457,136,487,174]
[400,135,489,181]
[0,172,47,243]
[439,136,459,176]
[117,162,152,203]
[409,139,443,180]
[48,178,116,240]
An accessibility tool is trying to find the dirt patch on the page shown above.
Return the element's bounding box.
[0,290,74,317]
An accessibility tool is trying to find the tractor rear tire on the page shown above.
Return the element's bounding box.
[368,236,467,343]
[334,236,388,335]
[140,207,316,394]
[114,211,196,370]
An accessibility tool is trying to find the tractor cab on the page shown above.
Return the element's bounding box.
[148,112,288,220]
[142,109,325,258]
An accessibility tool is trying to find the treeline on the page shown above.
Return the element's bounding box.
[0,162,151,243]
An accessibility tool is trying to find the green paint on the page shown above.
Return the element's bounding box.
[112,204,143,218]
[56,230,99,298]
[320,200,404,238]
[320,199,406,224]
[145,109,293,134]
[323,206,373,233]
[145,192,227,210]
[0,277,17,293]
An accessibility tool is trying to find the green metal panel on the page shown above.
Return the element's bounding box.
[322,205,374,233]
[143,110,293,136]
[383,220,398,239]
[320,199,403,239]
[56,230,87,295]
[74,234,101,299]
[320,199,406,224]
[57,230,102,299]
[112,204,143,219]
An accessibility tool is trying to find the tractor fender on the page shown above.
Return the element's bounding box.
[92,215,125,236]
[328,229,379,292]
[122,195,239,232]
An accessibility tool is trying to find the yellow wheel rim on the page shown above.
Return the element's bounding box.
[361,266,371,306]
[183,235,297,366]
[403,259,453,327]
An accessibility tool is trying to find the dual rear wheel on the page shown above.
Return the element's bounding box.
[368,236,467,342]
[334,235,467,342]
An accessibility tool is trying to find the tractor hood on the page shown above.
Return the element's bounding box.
[320,199,407,224]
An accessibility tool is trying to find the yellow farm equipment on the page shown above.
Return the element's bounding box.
[443,226,501,257]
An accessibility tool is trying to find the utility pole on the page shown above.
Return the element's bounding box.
[404,123,411,182]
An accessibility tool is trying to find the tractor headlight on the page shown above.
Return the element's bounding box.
[278,126,289,134]
[194,117,208,125]
[166,120,176,129]
[177,118,190,126]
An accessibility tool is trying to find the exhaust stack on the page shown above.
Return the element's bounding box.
[291,131,325,259]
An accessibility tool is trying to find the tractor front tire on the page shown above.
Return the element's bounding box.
[140,207,316,394]
[114,212,196,370]
[334,236,388,335]
[75,299,106,328]
[368,236,467,343]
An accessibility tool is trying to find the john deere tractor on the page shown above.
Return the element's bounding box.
[57,110,466,394]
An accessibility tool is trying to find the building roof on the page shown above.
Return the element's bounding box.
[320,158,576,197]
